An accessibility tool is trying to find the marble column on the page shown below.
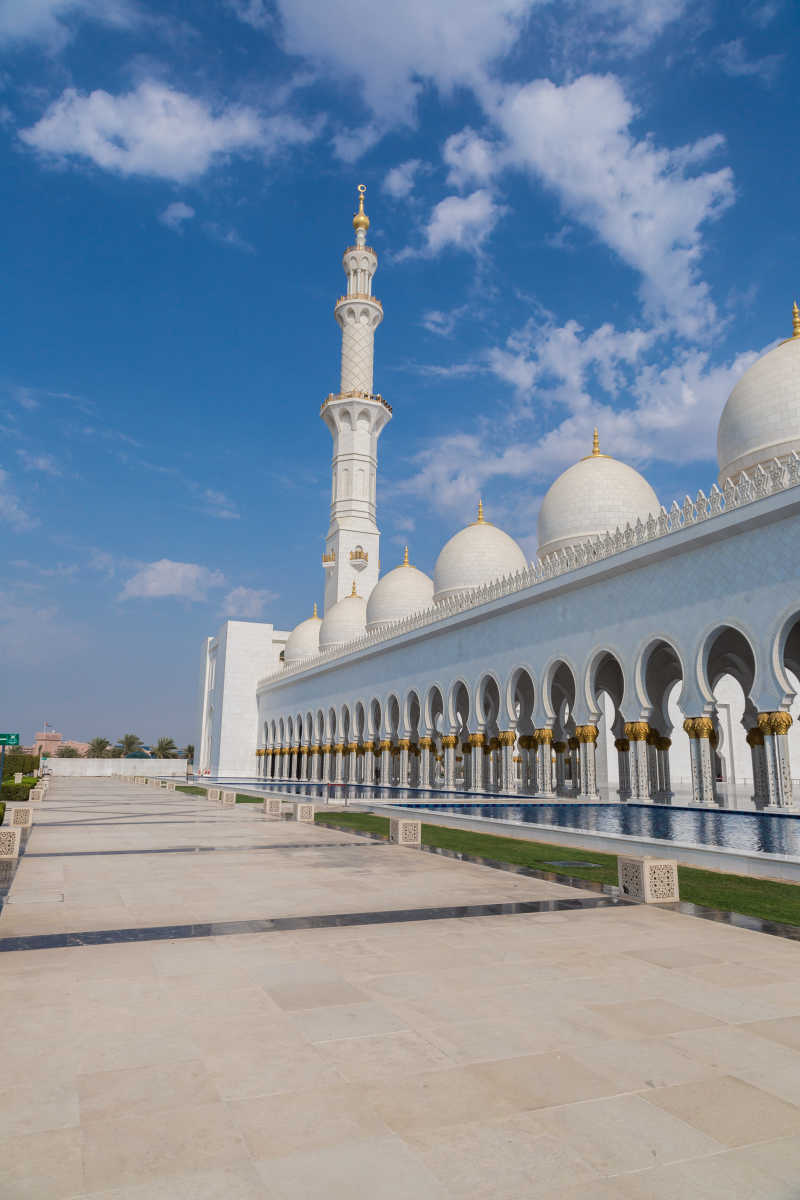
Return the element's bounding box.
[624,722,652,802]
[614,738,630,800]
[461,742,471,789]
[553,741,568,796]
[376,740,390,787]
[442,735,457,790]
[469,733,485,793]
[746,727,767,807]
[396,740,410,789]
[657,736,673,802]
[418,737,433,789]
[516,736,532,794]
[497,731,516,794]
[533,730,555,796]
[575,725,600,801]
[331,743,344,786]
[682,717,716,806]
[345,743,357,786]
[568,736,580,795]
[362,742,375,786]
[758,712,794,809]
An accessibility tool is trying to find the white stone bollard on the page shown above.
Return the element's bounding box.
[618,856,679,903]
[6,806,33,828]
[0,827,21,858]
[28,787,44,803]
[294,802,315,823]
[166,782,176,791]
[389,817,422,846]
[264,797,283,818]
[13,772,22,784]
[207,788,221,803]
[220,790,236,807]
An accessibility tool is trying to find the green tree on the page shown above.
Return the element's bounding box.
[152,737,178,759]
[182,743,195,762]
[87,737,111,758]
[56,745,80,757]
[116,733,144,757]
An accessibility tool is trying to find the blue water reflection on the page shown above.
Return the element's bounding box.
[207,776,800,859]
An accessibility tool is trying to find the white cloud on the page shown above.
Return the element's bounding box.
[119,559,225,601]
[443,128,496,188]
[226,0,272,30]
[20,81,316,183]
[0,467,38,530]
[382,159,422,199]
[201,222,254,253]
[271,0,534,125]
[492,74,734,337]
[159,201,195,231]
[715,39,783,84]
[221,586,277,618]
[421,306,469,337]
[201,488,240,520]
[0,0,137,52]
[16,449,61,475]
[407,189,505,258]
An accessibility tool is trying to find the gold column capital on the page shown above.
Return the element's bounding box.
[552,740,567,754]
[441,734,458,748]
[759,710,793,736]
[468,732,485,747]
[418,736,433,749]
[378,739,392,752]
[683,717,713,739]
[575,724,598,743]
[746,727,764,747]
[532,728,553,745]
[497,731,516,747]
[396,738,411,751]
[614,737,630,753]
[567,736,579,751]
[624,721,651,741]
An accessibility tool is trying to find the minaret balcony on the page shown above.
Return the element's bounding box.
[322,550,336,568]
[349,547,369,570]
[320,392,392,415]
[336,293,383,310]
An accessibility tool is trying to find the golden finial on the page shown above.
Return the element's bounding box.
[402,545,409,566]
[350,579,358,596]
[313,602,318,618]
[592,428,600,456]
[353,184,369,234]
[793,300,800,339]
[477,498,485,523]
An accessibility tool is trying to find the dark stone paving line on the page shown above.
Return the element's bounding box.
[24,841,378,859]
[0,895,630,953]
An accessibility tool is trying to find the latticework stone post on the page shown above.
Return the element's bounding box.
[442,735,457,790]
[575,725,600,801]
[624,722,652,802]
[683,717,716,806]
[758,712,794,808]
[469,733,485,793]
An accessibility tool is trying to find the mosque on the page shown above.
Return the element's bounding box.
[197,187,800,810]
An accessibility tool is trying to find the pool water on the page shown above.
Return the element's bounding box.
[398,801,800,858]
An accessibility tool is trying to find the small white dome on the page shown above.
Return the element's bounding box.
[537,436,659,559]
[717,330,800,482]
[434,502,528,601]
[366,548,434,630]
[318,589,367,651]
[284,607,321,664]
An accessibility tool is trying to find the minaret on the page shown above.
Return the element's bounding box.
[321,185,391,611]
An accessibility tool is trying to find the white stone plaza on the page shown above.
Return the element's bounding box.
[197,189,800,813]
[4,777,800,1198]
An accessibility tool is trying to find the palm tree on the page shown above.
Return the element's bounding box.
[182,743,195,763]
[88,737,110,758]
[56,745,80,757]
[116,733,144,757]
[152,737,178,759]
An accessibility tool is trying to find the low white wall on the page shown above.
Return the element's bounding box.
[47,759,189,778]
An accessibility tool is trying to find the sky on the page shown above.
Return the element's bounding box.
[0,0,797,746]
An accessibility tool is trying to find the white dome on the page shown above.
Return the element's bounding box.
[717,333,800,482]
[284,608,321,664]
[366,549,434,631]
[318,589,367,651]
[537,439,659,559]
[434,503,528,601]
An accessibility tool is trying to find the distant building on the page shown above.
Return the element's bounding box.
[28,731,90,757]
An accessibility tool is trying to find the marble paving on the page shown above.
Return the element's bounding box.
[2,778,800,1197]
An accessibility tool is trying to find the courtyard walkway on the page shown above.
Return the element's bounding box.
[2,779,800,1197]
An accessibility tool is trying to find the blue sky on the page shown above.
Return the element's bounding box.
[0,0,797,746]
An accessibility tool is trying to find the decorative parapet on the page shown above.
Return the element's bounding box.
[349,548,368,562]
[322,550,336,566]
[265,454,800,689]
[320,391,392,415]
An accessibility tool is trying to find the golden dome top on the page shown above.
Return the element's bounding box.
[793,300,800,339]
[352,184,370,233]
[401,545,410,566]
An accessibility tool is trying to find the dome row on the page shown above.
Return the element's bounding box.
[286,312,800,661]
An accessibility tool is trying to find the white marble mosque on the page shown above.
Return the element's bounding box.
[197,188,800,810]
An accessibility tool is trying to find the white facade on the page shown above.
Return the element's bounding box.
[197,620,287,776]
[200,189,800,809]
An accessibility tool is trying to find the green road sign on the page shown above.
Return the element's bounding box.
[0,733,20,746]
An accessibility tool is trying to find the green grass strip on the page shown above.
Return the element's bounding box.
[175,785,207,796]
[235,795,263,803]
[315,810,800,928]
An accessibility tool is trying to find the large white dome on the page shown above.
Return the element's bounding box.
[717,326,800,482]
[284,606,322,664]
[434,503,528,601]
[318,588,367,651]
[537,435,659,559]
[366,548,434,631]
